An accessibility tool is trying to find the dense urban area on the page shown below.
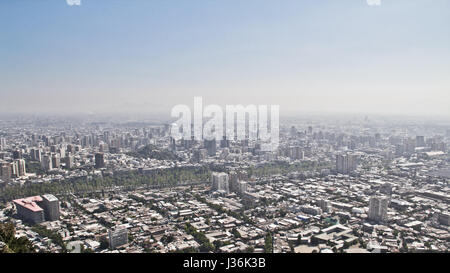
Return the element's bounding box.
[0,114,449,253]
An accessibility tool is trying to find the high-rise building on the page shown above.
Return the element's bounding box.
[13,195,60,223]
[416,136,426,147]
[13,196,45,224]
[204,139,217,157]
[12,150,22,160]
[289,146,304,160]
[368,196,389,222]
[220,136,230,148]
[0,138,6,150]
[41,155,53,171]
[317,199,332,213]
[236,180,248,194]
[169,137,176,152]
[30,148,42,162]
[95,153,105,169]
[108,227,128,249]
[67,144,74,154]
[39,194,60,221]
[0,162,12,181]
[437,212,450,226]
[336,154,357,174]
[229,171,239,193]
[65,155,74,169]
[211,172,229,194]
[52,154,60,169]
[14,159,26,177]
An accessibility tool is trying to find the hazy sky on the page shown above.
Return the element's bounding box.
[0,0,449,117]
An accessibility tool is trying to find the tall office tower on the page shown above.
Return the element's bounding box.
[15,159,26,177]
[220,136,230,148]
[41,155,53,171]
[169,137,176,152]
[416,136,426,147]
[58,147,65,158]
[316,199,332,213]
[438,212,450,226]
[30,149,37,161]
[99,142,108,153]
[229,171,239,192]
[66,144,74,154]
[368,196,389,223]
[65,155,74,169]
[39,194,60,221]
[405,139,416,154]
[35,149,42,162]
[236,181,248,194]
[431,142,446,152]
[108,227,128,249]
[211,172,229,194]
[12,150,22,160]
[0,162,12,181]
[308,126,313,135]
[0,138,6,150]
[95,152,105,168]
[204,139,217,157]
[290,146,304,160]
[336,154,357,174]
[50,145,57,153]
[51,154,60,169]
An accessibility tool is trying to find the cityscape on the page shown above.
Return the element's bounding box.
[0,114,449,253]
[1,0,449,258]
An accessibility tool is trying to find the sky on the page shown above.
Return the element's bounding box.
[0,0,449,117]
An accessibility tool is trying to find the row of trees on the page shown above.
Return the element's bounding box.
[184,222,214,252]
[126,144,181,161]
[0,166,211,202]
[247,161,331,177]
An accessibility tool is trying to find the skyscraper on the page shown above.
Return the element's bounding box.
[0,162,12,181]
[95,153,105,169]
[336,154,357,174]
[204,139,217,157]
[220,136,230,148]
[211,172,229,194]
[39,194,60,221]
[51,154,60,169]
[41,155,53,171]
[108,227,128,249]
[368,196,389,223]
[15,159,26,177]
[0,138,6,150]
[65,155,74,169]
[12,150,22,160]
[416,136,426,147]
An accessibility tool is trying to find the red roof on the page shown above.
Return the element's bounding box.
[13,196,44,212]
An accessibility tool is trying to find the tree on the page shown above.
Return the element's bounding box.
[0,222,35,253]
[264,233,273,253]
